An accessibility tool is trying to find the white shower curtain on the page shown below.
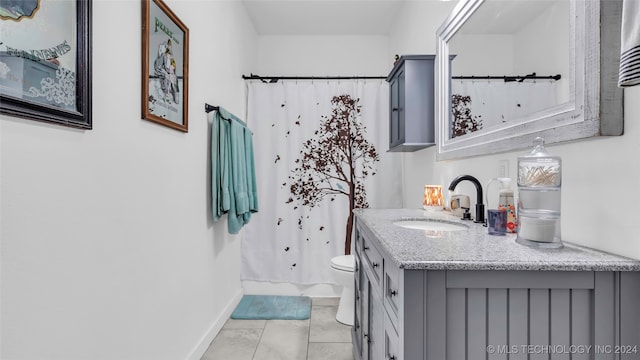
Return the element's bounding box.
[450,80,559,136]
[242,80,402,285]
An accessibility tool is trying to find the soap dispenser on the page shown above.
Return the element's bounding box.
[498,178,516,233]
[516,137,562,248]
[486,178,517,233]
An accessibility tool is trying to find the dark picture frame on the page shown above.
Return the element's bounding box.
[141,0,189,132]
[0,0,92,129]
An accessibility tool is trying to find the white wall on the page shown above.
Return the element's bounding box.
[390,1,457,58]
[514,1,570,77]
[256,35,391,76]
[0,1,256,359]
[450,34,514,75]
[514,1,570,103]
[390,2,640,260]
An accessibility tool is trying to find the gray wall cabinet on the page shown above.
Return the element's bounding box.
[386,55,436,152]
[353,219,640,360]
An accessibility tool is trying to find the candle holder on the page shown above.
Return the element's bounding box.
[423,185,444,211]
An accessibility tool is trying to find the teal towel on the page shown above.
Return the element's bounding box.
[227,119,247,233]
[244,126,258,222]
[211,107,258,234]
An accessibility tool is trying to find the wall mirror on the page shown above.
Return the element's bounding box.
[435,0,623,160]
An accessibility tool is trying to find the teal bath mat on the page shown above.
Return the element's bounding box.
[231,295,312,320]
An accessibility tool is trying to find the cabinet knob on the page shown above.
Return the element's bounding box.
[372,262,379,268]
[388,355,397,360]
[364,246,370,250]
[390,290,398,297]
[392,108,399,112]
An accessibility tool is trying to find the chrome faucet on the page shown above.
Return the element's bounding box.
[448,175,485,223]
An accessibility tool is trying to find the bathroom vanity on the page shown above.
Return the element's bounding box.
[353,209,640,360]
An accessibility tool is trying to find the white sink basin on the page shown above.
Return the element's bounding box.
[393,220,468,232]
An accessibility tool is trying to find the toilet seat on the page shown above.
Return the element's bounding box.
[330,255,355,272]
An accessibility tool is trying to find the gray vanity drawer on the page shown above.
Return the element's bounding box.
[355,226,363,256]
[384,261,401,327]
[355,255,363,291]
[361,233,383,288]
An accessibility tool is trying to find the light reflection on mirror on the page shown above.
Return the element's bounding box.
[447,0,570,139]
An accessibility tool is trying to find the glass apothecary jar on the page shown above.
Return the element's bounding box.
[516,137,562,248]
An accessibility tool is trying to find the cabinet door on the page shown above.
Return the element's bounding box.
[389,70,405,148]
[368,283,385,360]
[384,312,400,360]
[361,278,370,360]
[353,257,364,358]
[397,71,405,146]
[389,77,400,147]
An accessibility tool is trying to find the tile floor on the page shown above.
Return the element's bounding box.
[201,297,354,360]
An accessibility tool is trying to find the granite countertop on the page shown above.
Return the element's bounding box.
[353,208,640,271]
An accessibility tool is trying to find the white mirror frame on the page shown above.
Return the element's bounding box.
[435,0,623,160]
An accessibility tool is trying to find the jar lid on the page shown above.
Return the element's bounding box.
[520,137,559,159]
[518,137,561,187]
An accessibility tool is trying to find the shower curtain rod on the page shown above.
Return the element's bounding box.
[453,73,562,82]
[242,74,386,82]
[242,73,560,83]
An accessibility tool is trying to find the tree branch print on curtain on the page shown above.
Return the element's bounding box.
[288,94,379,255]
[451,94,483,138]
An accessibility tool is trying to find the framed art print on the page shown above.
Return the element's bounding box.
[0,0,92,129]
[142,0,189,132]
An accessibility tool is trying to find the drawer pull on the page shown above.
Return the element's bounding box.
[372,262,379,268]
[390,290,398,297]
[388,355,397,360]
[364,246,370,250]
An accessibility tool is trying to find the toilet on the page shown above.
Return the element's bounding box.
[330,254,355,326]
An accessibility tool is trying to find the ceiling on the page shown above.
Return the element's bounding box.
[242,0,564,36]
[459,0,562,34]
[242,0,407,35]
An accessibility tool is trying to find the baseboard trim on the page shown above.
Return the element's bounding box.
[186,288,244,360]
